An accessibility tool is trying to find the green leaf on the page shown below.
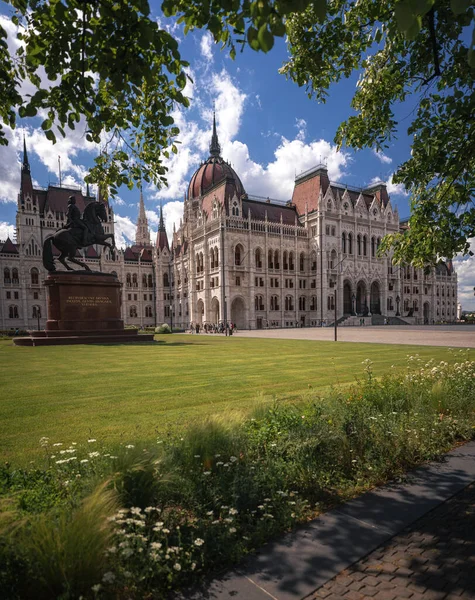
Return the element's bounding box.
[257,24,274,52]
[451,0,471,15]
[394,1,416,33]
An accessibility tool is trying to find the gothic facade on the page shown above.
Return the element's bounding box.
[0,129,458,331]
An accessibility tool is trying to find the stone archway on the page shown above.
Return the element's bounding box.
[230,296,246,329]
[423,302,430,324]
[343,280,352,315]
[356,281,367,315]
[370,281,381,315]
[211,297,220,324]
[196,299,204,325]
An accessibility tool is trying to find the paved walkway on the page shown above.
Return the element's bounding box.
[236,325,475,348]
[187,442,475,600]
[311,482,475,600]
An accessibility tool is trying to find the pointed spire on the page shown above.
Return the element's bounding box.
[156,201,169,251]
[135,183,150,246]
[209,110,221,158]
[22,136,30,173]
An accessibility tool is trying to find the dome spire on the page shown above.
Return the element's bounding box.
[209,110,221,158]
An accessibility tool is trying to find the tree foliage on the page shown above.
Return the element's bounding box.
[1,0,475,263]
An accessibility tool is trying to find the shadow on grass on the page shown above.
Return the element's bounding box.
[90,341,202,347]
[184,444,475,600]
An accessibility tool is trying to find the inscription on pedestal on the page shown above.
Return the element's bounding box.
[66,295,113,307]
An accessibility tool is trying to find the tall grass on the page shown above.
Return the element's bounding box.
[1,351,475,598]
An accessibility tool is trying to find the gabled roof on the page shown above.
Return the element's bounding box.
[242,198,301,226]
[85,246,99,258]
[0,237,19,254]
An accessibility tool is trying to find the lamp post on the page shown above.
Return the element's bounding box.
[168,262,173,333]
[334,289,338,341]
[396,295,401,316]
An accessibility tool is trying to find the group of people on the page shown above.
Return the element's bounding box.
[189,322,238,335]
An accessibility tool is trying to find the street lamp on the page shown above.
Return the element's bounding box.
[396,295,401,316]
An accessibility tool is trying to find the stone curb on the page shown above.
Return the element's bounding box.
[184,441,475,600]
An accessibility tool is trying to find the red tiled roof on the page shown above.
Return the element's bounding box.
[242,199,300,225]
[157,229,169,251]
[124,247,138,261]
[36,185,96,216]
[0,237,19,254]
[85,246,99,258]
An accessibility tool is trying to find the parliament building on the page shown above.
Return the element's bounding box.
[0,123,458,331]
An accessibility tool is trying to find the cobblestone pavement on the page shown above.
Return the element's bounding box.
[308,483,475,600]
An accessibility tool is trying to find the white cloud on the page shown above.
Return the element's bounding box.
[228,137,350,200]
[455,239,475,311]
[0,221,15,241]
[0,125,22,203]
[372,149,392,164]
[295,118,307,142]
[370,174,408,197]
[163,200,184,242]
[114,214,136,249]
[200,33,214,61]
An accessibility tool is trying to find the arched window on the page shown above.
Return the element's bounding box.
[9,305,19,319]
[342,232,347,254]
[126,273,131,287]
[232,200,239,216]
[235,244,243,266]
[32,305,41,318]
[289,252,295,271]
[357,234,361,256]
[348,233,353,255]
[377,237,381,249]
[310,296,317,311]
[270,295,279,311]
[283,251,288,270]
[268,249,274,269]
[142,274,148,288]
[12,268,19,283]
[214,247,219,267]
[329,249,337,269]
[210,248,215,269]
[132,273,138,287]
[31,268,39,285]
[148,274,153,287]
[199,252,204,273]
[145,306,153,317]
[274,250,279,270]
[299,296,306,311]
[285,295,294,311]
[371,237,375,257]
[255,248,262,268]
[255,295,264,311]
[299,253,305,272]
[4,267,10,284]
[311,251,317,271]
[129,306,138,318]
[163,272,169,287]
[327,295,335,310]
[363,235,367,256]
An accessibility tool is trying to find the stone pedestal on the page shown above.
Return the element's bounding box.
[14,271,154,346]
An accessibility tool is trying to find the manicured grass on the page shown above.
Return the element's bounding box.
[1,335,473,463]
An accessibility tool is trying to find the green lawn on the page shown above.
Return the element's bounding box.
[1,335,472,463]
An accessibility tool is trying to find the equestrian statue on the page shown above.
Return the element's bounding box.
[42,195,115,272]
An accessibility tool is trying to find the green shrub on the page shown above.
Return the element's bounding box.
[155,324,171,334]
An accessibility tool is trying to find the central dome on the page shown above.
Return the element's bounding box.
[187,113,245,200]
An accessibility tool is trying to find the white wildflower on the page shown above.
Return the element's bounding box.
[194,538,205,547]
[102,572,115,584]
[173,563,182,571]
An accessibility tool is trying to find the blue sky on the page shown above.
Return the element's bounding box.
[0,4,473,309]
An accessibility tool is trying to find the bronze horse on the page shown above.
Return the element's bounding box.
[42,202,115,272]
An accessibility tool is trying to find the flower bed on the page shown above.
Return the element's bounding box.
[1,351,475,599]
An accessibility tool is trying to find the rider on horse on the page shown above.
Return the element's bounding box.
[65,195,89,246]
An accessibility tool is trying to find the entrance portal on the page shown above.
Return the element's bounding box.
[230,297,246,329]
[211,297,220,324]
[343,281,352,315]
[196,299,204,325]
[356,281,367,315]
[370,281,381,315]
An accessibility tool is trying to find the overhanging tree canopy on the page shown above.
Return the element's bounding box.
[1,0,474,264]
